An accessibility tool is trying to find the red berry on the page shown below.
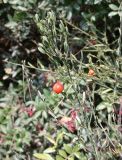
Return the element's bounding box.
[88,69,95,76]
[70,109,77,120]
[26,106,36,117]
[0,133,5,144]
[66,120,76,133]
[59,117,76,133]
[52,81,64,94]
[36,123,43,132]
[89,39,96,45]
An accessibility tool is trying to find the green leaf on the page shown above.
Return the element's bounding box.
[45,135,56,146]
[15,146,23,152]
[3,0,8,3]
[68,157,74,160]
[101,88,113,94]
[56,155,64,160]
[96,102,111,111]
[64,144,72,154]
[65,84,75,94]
[72,145,80,152]
[5,21,17,29]
[42,111,48,119]
[13,12,27,21]
[33,111,42,119]
[94,0,102,4]
[59,150,67,158]
[108,11,118,17]
[0,125,7,134]
[16,6,28,11]
[43,89,50,97]
[38,46,46,54]
[64,40,69,53]
[42,36,48,42]
[56,132,64,144]
[107,104,113,113]
[33,153,54,160]
[74,152,81,159]
[96,102,107,111]
[0,81,3,87]
[44,147,56,154]
[109,4,118,11]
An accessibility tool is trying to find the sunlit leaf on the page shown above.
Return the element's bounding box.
[58,150,67,158]
[45,135,56,146]
[63,144,72,154]
[33,153,54,160]
[44,147,56,154]
[56,155,64,160]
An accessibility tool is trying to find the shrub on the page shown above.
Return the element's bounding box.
[0,0,122,160]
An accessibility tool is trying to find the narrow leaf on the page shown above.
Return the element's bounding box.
[44,147,56,154]
[33,153,54,160]
[45,135,56,145]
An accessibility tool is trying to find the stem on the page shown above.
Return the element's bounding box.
[64,19,103,45]
[63,59,100,159]
[118,2,122,56]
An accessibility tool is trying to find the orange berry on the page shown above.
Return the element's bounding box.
[52,81,64,94]
[88,69,95,76]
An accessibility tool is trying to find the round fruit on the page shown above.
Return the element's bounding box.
[53,81,64,94]
[88,69,95,76]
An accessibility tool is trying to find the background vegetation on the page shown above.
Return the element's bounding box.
[0,0,122,160]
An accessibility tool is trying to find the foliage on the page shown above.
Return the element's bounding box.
[0,0,122,160]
